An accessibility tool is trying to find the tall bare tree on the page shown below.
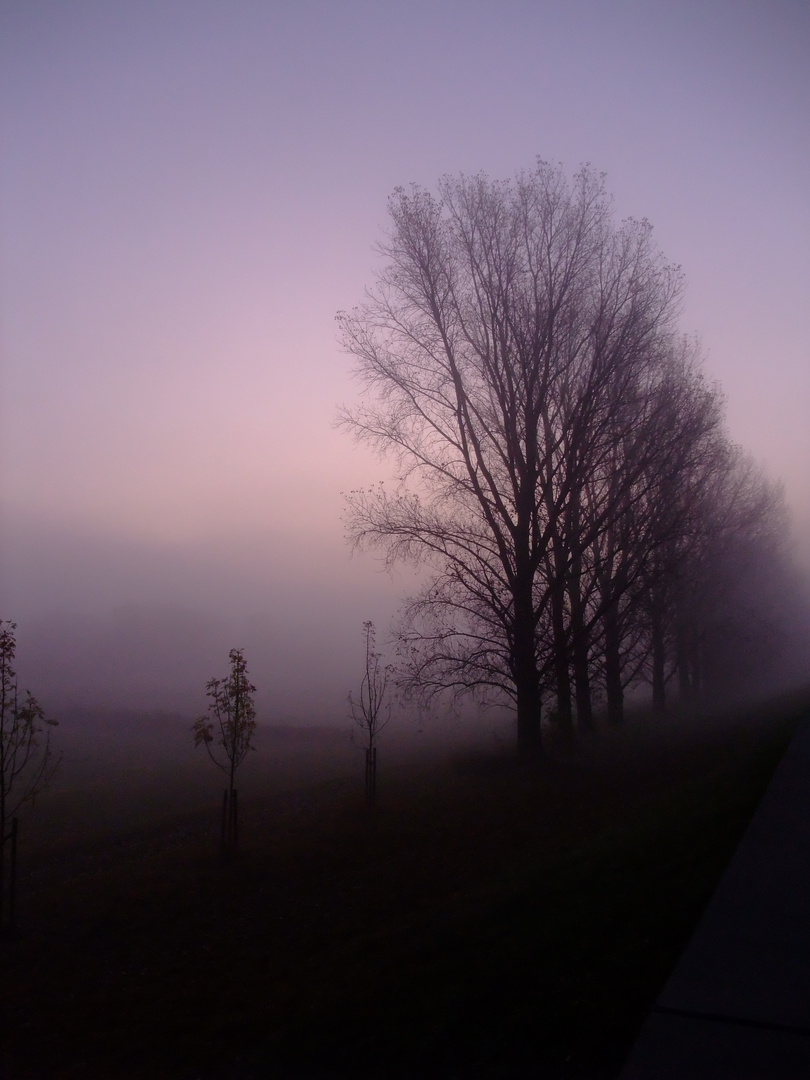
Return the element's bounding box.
[339,162,683,752]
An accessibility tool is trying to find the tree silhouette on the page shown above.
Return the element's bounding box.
[192,648,256,854]
[0,620,60,933]
[348,622,391,804]
[338,161,684,752]
[339,160,796,748]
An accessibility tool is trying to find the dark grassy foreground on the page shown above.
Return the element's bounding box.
[1,692,808,1079]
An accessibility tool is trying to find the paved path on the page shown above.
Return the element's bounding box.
[620,713,810,1078]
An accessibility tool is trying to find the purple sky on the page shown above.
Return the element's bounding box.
[1,1,808,718]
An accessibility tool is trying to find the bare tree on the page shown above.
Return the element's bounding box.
[192,648,257,854]
[348,621,391,804]
[0,620,60,933]
[339,161,683,753]
[655,447,790,706]
[585,346,727,721]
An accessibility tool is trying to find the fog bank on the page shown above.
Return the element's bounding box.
[0,511,418,721]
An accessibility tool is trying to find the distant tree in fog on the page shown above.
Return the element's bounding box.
[655,449,790,706]
[348,621,391,804]
[193,648,256,854]
[0,620,60,932]
[587,347,728,722]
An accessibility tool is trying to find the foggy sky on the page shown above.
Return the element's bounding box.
[2,1,809,719]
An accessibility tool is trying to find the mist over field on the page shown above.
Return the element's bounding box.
[0,512,424,722]
[3,513,807,755]
[2,1,809,738]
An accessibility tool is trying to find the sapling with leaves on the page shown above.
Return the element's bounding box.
[0,620,60,933]
[348,621,392,804]
[192,648,257,854]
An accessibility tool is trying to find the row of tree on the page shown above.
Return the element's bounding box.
[339,161,794,753]
[192,629,392,840]
[0,626,385,923]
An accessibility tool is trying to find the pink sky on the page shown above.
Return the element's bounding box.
[1,1,808,716]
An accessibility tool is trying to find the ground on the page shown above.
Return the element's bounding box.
[1,690,807,1078]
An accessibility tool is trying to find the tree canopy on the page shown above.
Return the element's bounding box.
[339,161,789,752]
[192,648,257,791]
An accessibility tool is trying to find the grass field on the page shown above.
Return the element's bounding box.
[1,690,808,1079]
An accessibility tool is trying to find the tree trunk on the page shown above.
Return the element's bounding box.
[604,602,624,725]
[513,536,543,755]
[365,746,377,804]
[566,487,593,731]
[9,817,17,934]
[0,800,5,935]
[568,566,593,730]
[516,676,542,756]
[651,600,667,715]
[690,636,702,702]
[572,644,593,731]
[513,603,542,756]
[676,623,691,702]
[551,581,573,735]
